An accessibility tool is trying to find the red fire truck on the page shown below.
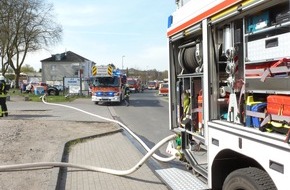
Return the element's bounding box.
[148,80,159,90]
[164,0,290,189]
[90,64,127,104]
[127,77,142,93]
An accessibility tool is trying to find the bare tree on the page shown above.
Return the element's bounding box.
[0,0,62,88]
[0,2,10,75]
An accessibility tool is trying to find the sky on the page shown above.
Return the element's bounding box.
[24,0,176,72]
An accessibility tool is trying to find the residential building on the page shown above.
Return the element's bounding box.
[41,51,95,85]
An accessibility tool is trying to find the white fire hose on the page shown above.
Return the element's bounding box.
[0,95,177,176]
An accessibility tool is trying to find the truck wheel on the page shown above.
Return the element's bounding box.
[222,167,277,190]
[48,89,59,96]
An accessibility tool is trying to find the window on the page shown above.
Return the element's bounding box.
[93,76,120,87]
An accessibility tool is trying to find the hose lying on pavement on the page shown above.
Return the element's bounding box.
[0,134,176,175]
[0,95,178,175]
[41,95,176,162]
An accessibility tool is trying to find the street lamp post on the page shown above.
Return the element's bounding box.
[122,55,125,71]
[146,65,149,84]
[79,62,83,96]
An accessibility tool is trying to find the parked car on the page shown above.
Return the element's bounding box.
[158,83,168,96]
[29,82,59,96]
[46,85,60,96]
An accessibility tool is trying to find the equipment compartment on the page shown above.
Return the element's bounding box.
[246,32,290,62]
[247,11,270,33]
[276,10,290,24]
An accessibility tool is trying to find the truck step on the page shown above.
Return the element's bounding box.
[156,168,208,190]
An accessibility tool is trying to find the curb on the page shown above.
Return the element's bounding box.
[48,126,123,190]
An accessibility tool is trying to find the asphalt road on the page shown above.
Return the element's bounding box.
[112,90,184,171]
[113,90,173,154]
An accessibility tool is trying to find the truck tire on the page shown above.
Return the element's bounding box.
[47,89,59,96]
[222,167,277,190]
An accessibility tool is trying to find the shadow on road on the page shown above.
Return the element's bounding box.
[128,99,163,107]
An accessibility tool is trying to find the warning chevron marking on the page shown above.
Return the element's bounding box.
[107,66,112,76]
[92,66,97,76]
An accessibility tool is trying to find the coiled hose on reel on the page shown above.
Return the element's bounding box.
[178,41,203,73]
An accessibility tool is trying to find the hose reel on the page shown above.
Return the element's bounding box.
[178,40,203,74]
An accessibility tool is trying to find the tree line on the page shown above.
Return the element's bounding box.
[0,0,62,88]
[125,68,168,83]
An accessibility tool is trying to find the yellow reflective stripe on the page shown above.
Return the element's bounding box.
[271,121,290,129]
[0,82,6,96]
[271,121,282,127]
[266,128,273,132]
[184,104,191,114]
[210,0,254,22]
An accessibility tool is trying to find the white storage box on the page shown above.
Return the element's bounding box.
[247,32,290,62]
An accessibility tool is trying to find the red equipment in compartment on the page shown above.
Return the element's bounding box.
[267,95,290,116]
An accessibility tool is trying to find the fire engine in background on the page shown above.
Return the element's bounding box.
[90,64,127,105]
[148,80,159,90]
[164,0,290,189]
[127,77,142,93]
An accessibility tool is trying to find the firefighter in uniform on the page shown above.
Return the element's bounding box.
[124,84,130,106]
[180,90,202,150]
[180,90,201,150]
[0,76,8,117]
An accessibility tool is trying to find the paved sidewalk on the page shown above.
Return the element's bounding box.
[6,96,169,190]
[57,132,169,190]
